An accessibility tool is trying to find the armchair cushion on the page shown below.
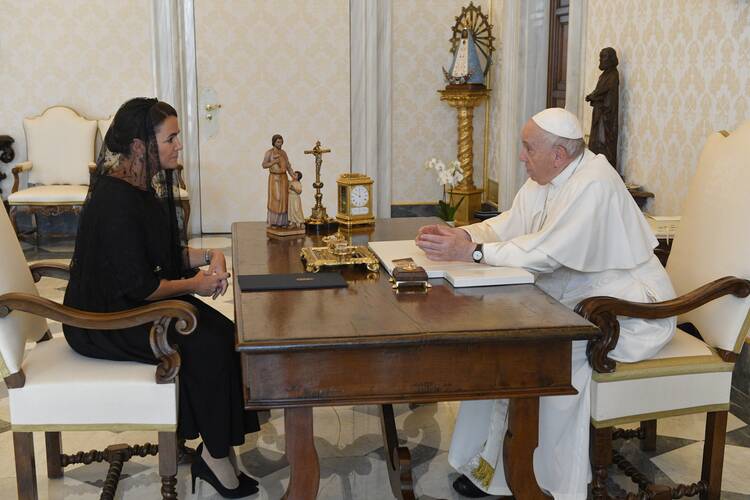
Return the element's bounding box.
[8,337,177,430]
[8,184,89,205]
[591,328,733,427]
[23,106,97,186]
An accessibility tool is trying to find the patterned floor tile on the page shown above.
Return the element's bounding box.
[651,442,750,495]
[654,412,747,441]
[726,424,750,448]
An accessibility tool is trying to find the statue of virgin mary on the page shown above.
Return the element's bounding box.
[444,28,484,86]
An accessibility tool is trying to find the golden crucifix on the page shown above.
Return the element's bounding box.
[304,141,335,227]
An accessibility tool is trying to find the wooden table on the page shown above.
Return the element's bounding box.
[232,218,599,499]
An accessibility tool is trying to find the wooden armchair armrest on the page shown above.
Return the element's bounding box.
[29,261,71,282]
[88,162,97,175]
[11,161,32,193]
[0,293,198,384]
[575,276,750,373]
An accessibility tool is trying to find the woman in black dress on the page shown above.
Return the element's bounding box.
[63,98,259,498]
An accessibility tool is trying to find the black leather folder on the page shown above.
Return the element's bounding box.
[238,272,347,292]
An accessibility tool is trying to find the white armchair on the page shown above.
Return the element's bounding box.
[0,201,198,499]
[7,106,97,244]
[577,123,750,499]
[97,117,191,240]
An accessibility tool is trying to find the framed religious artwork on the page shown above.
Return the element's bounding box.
[336,173,374,227]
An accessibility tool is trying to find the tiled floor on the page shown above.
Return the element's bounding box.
[1,236,748,499]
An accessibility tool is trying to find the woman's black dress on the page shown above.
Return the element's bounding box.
[63,175,258,458]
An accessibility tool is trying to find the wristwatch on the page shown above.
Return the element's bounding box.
[472,243,484,263]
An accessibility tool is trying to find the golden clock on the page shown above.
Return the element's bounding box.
[336,173,375,226]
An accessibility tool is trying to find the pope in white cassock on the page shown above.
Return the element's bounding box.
[415,108,676,499]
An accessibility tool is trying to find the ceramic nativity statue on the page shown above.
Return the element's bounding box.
[586,47,620,172]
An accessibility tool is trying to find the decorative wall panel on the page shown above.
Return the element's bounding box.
[0,0,154,197]
[584,0,750,214]
[194,0,350,231]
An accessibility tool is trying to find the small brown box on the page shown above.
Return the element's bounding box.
[392,266,428,283]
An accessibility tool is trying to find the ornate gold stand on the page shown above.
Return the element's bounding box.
[439,86,490,226]
[304,141,338,233]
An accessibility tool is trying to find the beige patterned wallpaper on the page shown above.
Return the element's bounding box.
[194,0,350,231]
[0,0,154,196]
[584,0,750,215]
[392,0,491,204]
[486,0,504,202]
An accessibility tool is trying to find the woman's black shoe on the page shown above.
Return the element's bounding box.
[191,454,259,498]
[196,442,259,487]
[452,474,491,498]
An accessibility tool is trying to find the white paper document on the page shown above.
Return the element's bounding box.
[368,240,535,288]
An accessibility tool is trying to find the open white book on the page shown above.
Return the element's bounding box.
[368,240,535,288]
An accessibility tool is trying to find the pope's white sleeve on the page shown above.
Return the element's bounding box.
[481,240,561,273]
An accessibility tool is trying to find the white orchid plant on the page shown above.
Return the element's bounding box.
[424,158,465,221]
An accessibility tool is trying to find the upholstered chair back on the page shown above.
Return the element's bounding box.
[666,121,750,353]
[97,117,113,141]
[0,205,50,377]
[23,106,97,186]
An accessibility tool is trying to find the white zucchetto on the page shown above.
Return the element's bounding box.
[531,107,584,139]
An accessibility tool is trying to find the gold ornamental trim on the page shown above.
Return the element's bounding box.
[300,232,379,273]
[471,457,495,489]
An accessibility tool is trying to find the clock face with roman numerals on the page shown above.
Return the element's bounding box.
[350,185,369,207]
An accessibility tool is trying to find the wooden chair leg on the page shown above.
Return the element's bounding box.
[640,419,657,451]
[45,431,63,478]
[33,211,40,248]
[590,425,612,500]
[158,432,178,500]
[700,410,727,500]
[13,431,39,500]
[9,205,19,236]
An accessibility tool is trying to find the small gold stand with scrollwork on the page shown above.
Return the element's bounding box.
[304,141,338,233]
[300,232,379,273]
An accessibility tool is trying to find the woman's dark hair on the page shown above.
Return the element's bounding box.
[271,134,283,146]
[105,98,177,155]
[295,170,302,181]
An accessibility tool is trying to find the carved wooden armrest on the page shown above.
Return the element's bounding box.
[88,162,97,175]
[11,161,32,193]
[29,261,71,282]
[0,293,198,384]
[575,276,750,373]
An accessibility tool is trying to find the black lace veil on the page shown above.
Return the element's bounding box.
[72,98,185,285]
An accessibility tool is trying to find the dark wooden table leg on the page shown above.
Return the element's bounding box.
[380,404,416,500]
[282,407,320,500]
[503,397,552,500]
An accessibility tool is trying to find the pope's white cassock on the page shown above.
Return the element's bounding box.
[448,148,676,499]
